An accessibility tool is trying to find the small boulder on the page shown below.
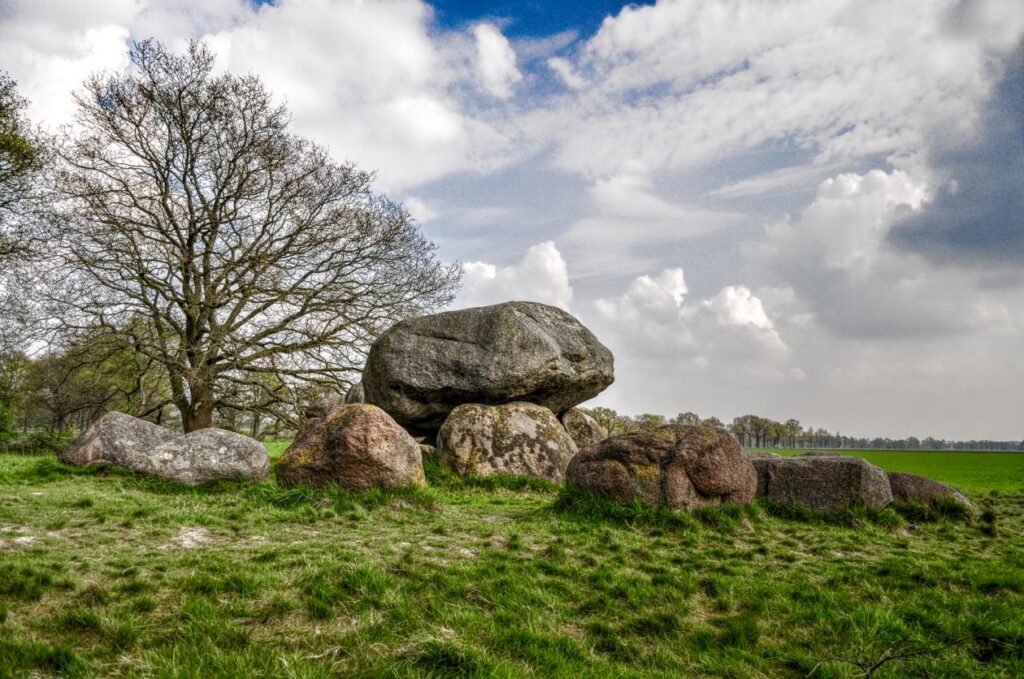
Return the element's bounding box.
[560,408,608,449]
[139,428,270,485]
[888,471,972,508]
[276,404,424,490]
[344,382,365,404]
[437,402,578,482]
[419,443,437,458]
[304,396,343,420]
[362,301,614,432]
[566,425,757,510]
[61,412,175,468]
[752,454,893,510]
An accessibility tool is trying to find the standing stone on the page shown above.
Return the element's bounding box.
[139,428,270,485]
[275,404,424,490]
[888,471,972,508]
[559,408,608,449]
[303,396,343,421]
[437,402,578,483]
[566,425,757,510]
[362,301,614,432]
[61,412,175,468]
[752,454,893,510]
[344,382,365,404]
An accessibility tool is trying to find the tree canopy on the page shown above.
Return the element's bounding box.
[38,40,459,431]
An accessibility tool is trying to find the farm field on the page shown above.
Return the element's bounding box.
[761,449,1024,494]
[2,451,1023,678]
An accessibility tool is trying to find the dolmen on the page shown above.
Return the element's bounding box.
[61,412,269,485]
[362,301,614,434]
[352,301,616,485]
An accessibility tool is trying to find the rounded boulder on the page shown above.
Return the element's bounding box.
[888,471,972,508]
[559,408,608,449]
[139,428,270,486]
[566,425,757,510]
[275,404,424,490]
[362,301,614,432]
[437,402,578,482]
[61,412,175,468]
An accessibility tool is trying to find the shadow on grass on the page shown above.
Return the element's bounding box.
[758,499,904,529]
[551,484,754,532]
[422,454,559,494]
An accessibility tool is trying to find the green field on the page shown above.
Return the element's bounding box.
[1,451,1023,678]
[760,449,1024,494]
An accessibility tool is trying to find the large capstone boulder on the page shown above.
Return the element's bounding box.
[560,408,608,449]
[566,425,757,510]
[275,404,424,490]
[61,412,175,468]
[437,402,578,482]
[752,454,893,511]
[362,302,614,432]
[888,471,972,508]
[138,428,270,485]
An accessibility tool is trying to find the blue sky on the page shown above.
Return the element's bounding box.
[431,1,652,36]
[3,0,1023,439]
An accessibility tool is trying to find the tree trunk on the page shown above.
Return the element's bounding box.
[181,381,215,432]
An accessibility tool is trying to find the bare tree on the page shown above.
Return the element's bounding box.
[40,40,459,431]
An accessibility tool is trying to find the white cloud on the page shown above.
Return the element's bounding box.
[455,241,573,311]
[547,56,586,89]
[591,267,788,362]
[528,0,1024,181]
[0,0,516,191]
[472,23,522,99]
[746,168,1023,339]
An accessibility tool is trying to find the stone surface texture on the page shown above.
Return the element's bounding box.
[61,412,175,468]
[362,301,614,432]
[140,428,270,485]
[559,408,608,449]
[566,425,757,510]
[437,402,578,482]
[752,454,893,510]
[276,404,424,490]
[888,471,972,507]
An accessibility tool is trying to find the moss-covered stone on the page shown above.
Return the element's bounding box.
[437,402,578,483]
[566,425,756,511]
[276,404,424,490]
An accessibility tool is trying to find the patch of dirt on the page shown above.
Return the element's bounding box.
[0,535,36,550]
[164,527,217,549]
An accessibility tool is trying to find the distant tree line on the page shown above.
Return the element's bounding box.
[580,408,1024,452]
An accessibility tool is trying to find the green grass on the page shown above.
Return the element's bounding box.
[762,448,1024,494]
[262,440,292,460]
[0,451,1022,678]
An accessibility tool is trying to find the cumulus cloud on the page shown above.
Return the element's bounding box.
[747,168,1024,339]
[454,241,573,311]
[472,23,522,99]
[0,0,515,191]
[528,0,1024,184]
[592,267,788,362]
